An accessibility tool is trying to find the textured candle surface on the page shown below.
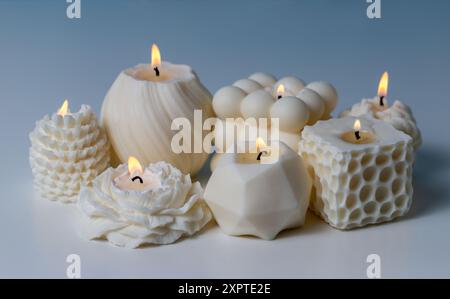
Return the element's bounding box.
[212,73,338,153]
[101,62,214,175]
[77,161,212,248]
[299,116,414,230]
[29,105,110,203]
[341,97,422,150]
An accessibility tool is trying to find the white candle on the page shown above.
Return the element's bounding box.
[205,140,311,240]
[101,43,214,175]
[341,71,422,150]
[77,160,212,248]
[299,116,414,230]
[29,100,110,203]
[211,73,338,155]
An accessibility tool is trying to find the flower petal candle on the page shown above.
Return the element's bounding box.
[341,72,422,150]
[29,100,110,203]
[205,140,311,240]
[77,159,212,248]
[299,116,414,230]
[101,43,214,175]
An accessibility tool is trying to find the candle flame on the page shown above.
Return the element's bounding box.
[128,156,143,175]
[377,71,389,97]
[57,99,69,117]
[276,84,285,95]
[256,137,267,150]
[151,43,161,67]
[354,119,361,131]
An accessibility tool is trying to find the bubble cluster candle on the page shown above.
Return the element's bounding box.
[212,72,339,154]
[29,100,110,203]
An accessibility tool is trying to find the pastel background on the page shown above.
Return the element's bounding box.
[0,0,449,278]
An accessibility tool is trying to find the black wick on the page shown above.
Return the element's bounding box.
[154,66,160,77]
[355,131,361,140]
[131,176,144,184]
[257,151,268,161]
[277,95,282,100]
[379,95,385,106]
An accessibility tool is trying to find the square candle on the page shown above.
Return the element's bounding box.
[299,116,414,229]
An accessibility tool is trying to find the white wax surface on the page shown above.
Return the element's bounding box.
[124,61,195,83]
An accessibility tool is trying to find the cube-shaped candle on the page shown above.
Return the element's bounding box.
[299,116,414,229]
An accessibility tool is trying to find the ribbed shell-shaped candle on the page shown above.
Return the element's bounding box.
[101,62,214,176]
[29,104,110,203]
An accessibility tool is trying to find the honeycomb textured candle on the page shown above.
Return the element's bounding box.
[77,161,212,248]
[299,117,414,230]
[29,105,110,203]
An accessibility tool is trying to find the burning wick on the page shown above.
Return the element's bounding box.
[377,71,389,107]
[128,156,144,184]
[131,176,144,184]
[153,66,160,77]
[151,43,162,78]
[379,95,385,107]
[256,137,269,161]
[257,151,269,161]
[354,119,361,141]
[276,84,285,100]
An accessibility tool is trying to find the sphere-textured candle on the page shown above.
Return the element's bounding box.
[77,161,212,248]
[299,116,414,229]
[211,72,339,153]
[29,103,110,203]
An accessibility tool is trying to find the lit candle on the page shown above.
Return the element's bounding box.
[211,73,338,158]
[276,84,285,99]
[112,156,162,192]
[299,116,414,230]
[29,100,110,202]
[340,119,376,144]
[151,43,161,77]
[101,43,215,175]
[341,71,422,150]
[377,71,389,107]
[205,141,311,240]
[77,160,212,248]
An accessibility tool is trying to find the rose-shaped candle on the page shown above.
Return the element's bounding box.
[341,72,422,150]
[29,100,110,202]
[101,43,214,175]
[77,158,212,248]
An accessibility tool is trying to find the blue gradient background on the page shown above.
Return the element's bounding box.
[0,0,449,277]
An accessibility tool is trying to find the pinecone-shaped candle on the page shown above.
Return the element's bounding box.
[29,100,110,203]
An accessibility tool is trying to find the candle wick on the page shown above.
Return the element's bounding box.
[257,150,269,161]
[153,66,160,77]
[131,176,144,184]
[277,95,282,100]
[355,131,361,141]
[379,96,384,106]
